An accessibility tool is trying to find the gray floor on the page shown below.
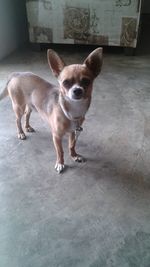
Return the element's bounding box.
[0,47,150,267]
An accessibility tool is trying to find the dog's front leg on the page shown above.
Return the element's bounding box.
[52,135,65,173]
[68,132,84,163]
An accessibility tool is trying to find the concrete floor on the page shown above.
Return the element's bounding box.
[0,46,150,267]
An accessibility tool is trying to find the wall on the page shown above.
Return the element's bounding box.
[0,0,28,60]
[26,0,141,48]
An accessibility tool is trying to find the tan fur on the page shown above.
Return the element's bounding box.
[0,48,103,173]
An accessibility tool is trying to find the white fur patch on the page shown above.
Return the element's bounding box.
[64,95,89,120]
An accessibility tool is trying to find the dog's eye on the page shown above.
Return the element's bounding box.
[62,79,73,88]
[80,78,90,87]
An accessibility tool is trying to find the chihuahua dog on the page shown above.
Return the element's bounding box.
[0,48,103,173]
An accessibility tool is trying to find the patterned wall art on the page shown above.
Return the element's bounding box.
[26,0,52,10]
[30,26,53,43]
[42,0,52,10]
[87,35,109,45]
[120,17,137,47]
[74,35,109,45]
[90,9,99,34]
[26,0,141,48]
[116,0,131,7]
[64,7,90,41]
[64,6,109,45]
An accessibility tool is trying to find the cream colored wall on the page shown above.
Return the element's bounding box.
[26,0,141,48]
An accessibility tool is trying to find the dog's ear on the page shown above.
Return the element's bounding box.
[47,49,65,77]
[83,47,103,78]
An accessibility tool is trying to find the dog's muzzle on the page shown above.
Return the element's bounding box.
[72,87,84,99]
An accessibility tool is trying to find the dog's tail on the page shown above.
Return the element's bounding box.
[0,74,14,101]
[0,73,20,101]
[0,86,8,101]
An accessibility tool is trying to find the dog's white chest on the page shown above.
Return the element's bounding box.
[66,98,89,120]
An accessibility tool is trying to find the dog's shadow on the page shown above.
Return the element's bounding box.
[13,130,150,193]
[67,140,150,194]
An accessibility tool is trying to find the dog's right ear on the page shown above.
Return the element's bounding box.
[47,49,65,77]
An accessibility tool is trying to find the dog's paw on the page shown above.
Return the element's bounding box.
[18,132,26,140]
[55,163,65,173]
[25,126,35,132]
[72,154,85,163]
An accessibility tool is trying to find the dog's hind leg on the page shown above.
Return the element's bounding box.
[13,104,26,140]
[24,105,35,133]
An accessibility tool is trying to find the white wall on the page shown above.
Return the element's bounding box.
[0,0,28,60]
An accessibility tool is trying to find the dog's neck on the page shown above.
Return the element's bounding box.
[59,93,89,122]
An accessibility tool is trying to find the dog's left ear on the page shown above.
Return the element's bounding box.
[47,49,65,77]
[84,47,103,78]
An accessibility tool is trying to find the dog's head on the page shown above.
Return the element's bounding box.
[47,48,103,101]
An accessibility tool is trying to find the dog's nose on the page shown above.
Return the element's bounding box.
[73,88,83,97]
